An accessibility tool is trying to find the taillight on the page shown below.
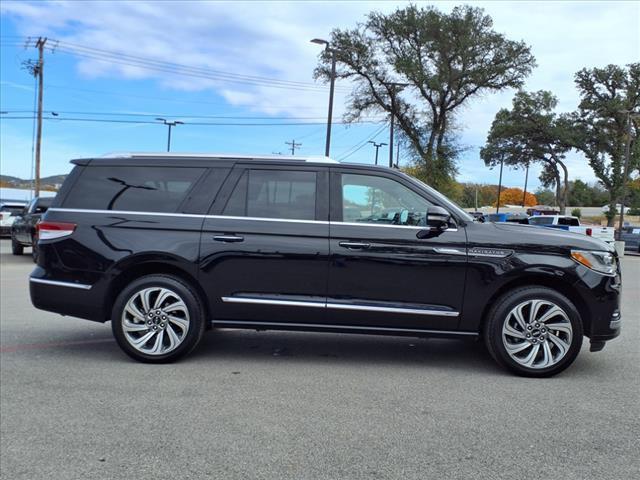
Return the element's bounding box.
[586,228,592,236]
[37,221,76,240]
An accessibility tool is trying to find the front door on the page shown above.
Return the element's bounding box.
[327,169,467,331]
[199,165,329,326]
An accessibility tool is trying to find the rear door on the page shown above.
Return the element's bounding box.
[199,164,329,326]
[327,168,468,331]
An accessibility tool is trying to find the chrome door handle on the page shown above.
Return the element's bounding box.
[213,235,244,243]
[339,241,371,250]
[433,247,466,256]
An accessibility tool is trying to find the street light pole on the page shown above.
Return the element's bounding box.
[156,118,183,152]
[311,38,336,157]
[368,141,387,165]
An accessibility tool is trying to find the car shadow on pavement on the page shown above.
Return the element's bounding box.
[7,326,499,375]
[189,328,500,375]
[6,327,615,378]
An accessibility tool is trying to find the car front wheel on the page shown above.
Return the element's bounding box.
[111,275,206,363]
[484,286,583,377]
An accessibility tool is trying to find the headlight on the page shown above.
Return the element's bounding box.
[571,250,616,275]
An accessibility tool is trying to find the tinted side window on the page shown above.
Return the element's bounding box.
[558,217,579,226]
[63,166,205,213]
[0,205,25,215]
[341,174,432,226]
[223,169,317,220]
[34,198,52,214]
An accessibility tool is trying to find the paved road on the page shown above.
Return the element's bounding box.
[1,239,638,480]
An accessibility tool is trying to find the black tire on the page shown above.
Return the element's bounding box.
[111,274,206,363]
[31,237,38,263]
[11,236,24,255]
[484,286,583,377]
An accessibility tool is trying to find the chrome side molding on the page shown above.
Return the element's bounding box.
[221,296,459,317]
[29,277,92,290]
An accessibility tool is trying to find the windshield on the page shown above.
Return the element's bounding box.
[399,172,473,222]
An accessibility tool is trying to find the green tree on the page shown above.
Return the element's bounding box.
[480,91,573,213]
[570,63,639,226]
[534,188,556,206]
[568,179,593,206]
[315,4,536,190]
[458,183,500,209]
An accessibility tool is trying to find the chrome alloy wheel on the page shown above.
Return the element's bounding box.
[501,299,573,369]
[121,287,190,355]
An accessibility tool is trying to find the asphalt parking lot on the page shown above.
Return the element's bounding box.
[1,239,638,480]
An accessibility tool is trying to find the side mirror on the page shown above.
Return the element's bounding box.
[417,206,451,238]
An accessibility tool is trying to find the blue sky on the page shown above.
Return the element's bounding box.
[1,0,638,191]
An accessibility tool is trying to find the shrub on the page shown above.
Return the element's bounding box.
[571,208,582,218]
[628,207,640,216]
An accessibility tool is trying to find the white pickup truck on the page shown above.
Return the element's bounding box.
[528,215,615,244]
[0,202,26,237]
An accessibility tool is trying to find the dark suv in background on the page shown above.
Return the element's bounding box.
[30,154,622,376]
[11,196,53,261]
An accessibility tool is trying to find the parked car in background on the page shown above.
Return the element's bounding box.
[620,226,640,254]
[602,204,631,215]
[529,215,615,244]
[468,211,485,222]
[29,153,622,377]
[0,202,27,237]
[485,213,529,224]
[11,196,53,261]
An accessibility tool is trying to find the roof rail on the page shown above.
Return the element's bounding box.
[99,152,338,163]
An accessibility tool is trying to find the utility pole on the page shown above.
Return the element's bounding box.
[27,37,47,198]
[156,118,183,152]
[368,141,387,165]
[396,142,400,168]
[522,163,529,207]
[311,39,337,157]
[384,82,408,168]
[496,155,505,215]
[285,139,302,155]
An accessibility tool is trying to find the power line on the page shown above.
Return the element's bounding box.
[337,123,388,161]
[58,39,346,90]
[0,109,386,121]
[2,37,350,93]
[0,116,381,126]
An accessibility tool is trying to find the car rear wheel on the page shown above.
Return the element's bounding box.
[11,236,23,255]
[31,237,39,263]
[111,275,206,363]
[484,286,583,377]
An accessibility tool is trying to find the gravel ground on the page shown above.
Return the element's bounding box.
[1,239,638,480]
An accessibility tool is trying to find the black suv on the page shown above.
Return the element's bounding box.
[30,154,622,376]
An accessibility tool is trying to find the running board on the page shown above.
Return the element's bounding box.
[209,320,478,339]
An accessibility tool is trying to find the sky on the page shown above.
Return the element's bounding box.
[0,0,638,191]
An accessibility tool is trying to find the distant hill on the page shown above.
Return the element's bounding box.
[0,174,67,190]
